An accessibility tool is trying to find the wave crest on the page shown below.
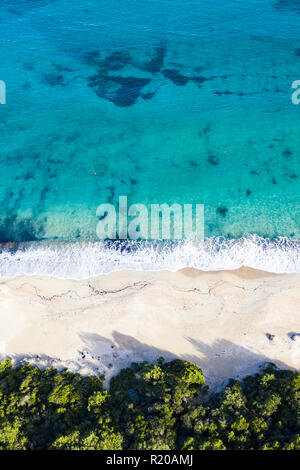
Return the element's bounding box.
[0,235,299,279]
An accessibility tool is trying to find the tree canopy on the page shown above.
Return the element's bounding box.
[0,358,298,450]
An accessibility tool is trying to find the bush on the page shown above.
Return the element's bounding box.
[0,359,298,450]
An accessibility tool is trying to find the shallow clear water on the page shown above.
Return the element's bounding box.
[0,0,300,275]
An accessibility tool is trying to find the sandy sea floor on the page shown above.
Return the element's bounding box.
[0,267,299,390]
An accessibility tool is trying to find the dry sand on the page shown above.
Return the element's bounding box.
[0,267,299,389]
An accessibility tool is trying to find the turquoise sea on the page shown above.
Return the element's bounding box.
[0,0,300,276]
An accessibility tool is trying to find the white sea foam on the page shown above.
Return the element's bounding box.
[0,235,299,279]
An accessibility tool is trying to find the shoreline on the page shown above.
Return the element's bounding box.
[1,236,300,279]
[0,267,299,389]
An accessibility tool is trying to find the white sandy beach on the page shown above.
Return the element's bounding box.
[0,267,299,389]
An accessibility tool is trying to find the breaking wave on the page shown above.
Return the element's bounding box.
[0,235,299,279]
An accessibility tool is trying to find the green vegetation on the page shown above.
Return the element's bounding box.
[0,357,298,450]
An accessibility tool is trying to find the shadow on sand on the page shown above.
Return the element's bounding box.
[77,330,293,389]
[6,330,295,390]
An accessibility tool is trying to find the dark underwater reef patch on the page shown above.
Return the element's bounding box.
[43,73,66,87]
[163,69,189,86]
[84,43,166,75]
[83,50,102,66]
[141,91,156,100]
[85,45,212,105]
[214,90,233,96]
[53,63,75,73]
[207,155,220,166]
[84,45,165,106]
[141,44,167,73]
[198,123,211,137]
[23,62,35,71]
[192,76,210,87]
[5,0,60,14]
[216,206,228,218]
[100,51,132,71]
[83,50,132,71]
[84,43,216,106]
[88,73,151,107]
[282,149,293,159]
[273,0,300,14]
[0,216,44,243]
[163,69,210,87]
